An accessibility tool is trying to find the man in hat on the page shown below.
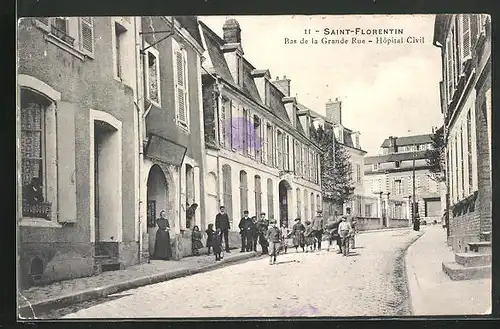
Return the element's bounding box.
[266,219,281,265]
[257,212,269,254]
[215,206,231,253]
[338,216,353,256]
[311,209,325,251]
[238,210,253,252]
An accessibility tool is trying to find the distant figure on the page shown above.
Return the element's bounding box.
[291,218,306,252]
[213,229,223,261]
[215,206,231,252]
[304,220,315,252]
[338,216,353,257]
[185,203,198,229]
[267,219,281,265]
[238,210,253,252]
[257,212,269,254]
[325,215,339,252]
[153,210,172,260]
[205,223,215,255]
[311,210,325,251]
[191,225,203,255]
[250,216,259,251]
[413,213,421,231]
[280,222,290,254]
[23,177,44,204]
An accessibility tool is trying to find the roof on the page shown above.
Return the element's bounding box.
[365,150,429,165]
[175,16,204,50]
[433,14,450,46]
[380,134,433,148]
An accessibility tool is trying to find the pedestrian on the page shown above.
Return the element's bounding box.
[191,225,204,255]
[205,223,215,255]
[325,215,339,252]
[257,212,269,254]
[238,210,253,252]
[267,219,281,265]
[291,218,306,252]
[304,220,315,252]
[215,206,231,253]
[185,202,198,229]
[413,213,421,231]
[251,216,259,251]
[338,216,353,256]
[311,209,325,251]
[213,228,223,261]
[279,222,290,254]
[152,210,172,260]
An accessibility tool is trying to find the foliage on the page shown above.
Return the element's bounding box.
[425,126,446,182]
[311,124,355,208]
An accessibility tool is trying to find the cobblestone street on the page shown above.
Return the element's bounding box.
[60,228,422,318]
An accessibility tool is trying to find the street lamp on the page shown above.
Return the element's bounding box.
[411,141,419,231]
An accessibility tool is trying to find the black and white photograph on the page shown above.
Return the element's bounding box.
[16,14,492,319]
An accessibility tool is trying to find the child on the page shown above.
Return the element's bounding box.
[205,223,215,255]
[266,219,281,265]
[213,228,223,261]
[280,223,290,254]
[191,225,204,255]
[304,220,315,252]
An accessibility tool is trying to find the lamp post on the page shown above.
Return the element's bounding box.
[412,142,420,231]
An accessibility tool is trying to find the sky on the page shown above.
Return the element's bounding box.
[199,15,444,156]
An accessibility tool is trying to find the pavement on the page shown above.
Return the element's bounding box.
[405,224,492,316]
[18,249,260,319]
[60,228,422,318]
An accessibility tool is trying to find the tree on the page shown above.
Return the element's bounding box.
[311,124,355,210]
[425,126,446,182]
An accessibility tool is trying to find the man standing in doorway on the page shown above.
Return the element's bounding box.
[215,206,231,253]
[311,209,325,251]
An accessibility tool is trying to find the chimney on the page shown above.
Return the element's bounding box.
[325,98,342,125]
[388,136,397,153]
[222,18,241,44]
[273,75,291,97]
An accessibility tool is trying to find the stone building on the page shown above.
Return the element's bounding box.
[17,17,142,287]
[311,98,368,218]
[363,134,445,228]
[138,16,206,261]
[199,18,322,246]
[433,14,491,257]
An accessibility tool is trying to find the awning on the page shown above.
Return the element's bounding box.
[145,134,187,167]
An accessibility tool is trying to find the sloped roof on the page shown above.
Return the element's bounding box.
[380,134,433,148]
[199,21,234,84]
[175,16,204,50]
[365,150,429,165]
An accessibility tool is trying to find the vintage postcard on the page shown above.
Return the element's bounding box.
[17,14,492,319]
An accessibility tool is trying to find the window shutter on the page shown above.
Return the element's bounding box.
[231,104,238,151]
[56,102,77,223]
[175,49,187,125]
[446,37,453,103]
[79,17,94,56]
[219,99,225,147]
[461,14,472,61]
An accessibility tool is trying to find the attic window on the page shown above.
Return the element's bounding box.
[265,80,271,106]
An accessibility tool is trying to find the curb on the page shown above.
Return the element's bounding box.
[18,251,260,318]
[358,227,412,235]
[403,230,426,316]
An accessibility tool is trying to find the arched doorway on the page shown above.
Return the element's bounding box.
[279,180,292,227]
[146,165,168,257]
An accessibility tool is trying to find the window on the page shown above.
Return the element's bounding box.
[254,176,262,216]
[236,55,244,86]
[316,194,320,211]
[373,163,379,171]
[459,14,472,62]
[365,204,372,217]
[242,109,249,156]
[114,22,127,80]
[395,203,403,219]
[395,161,401,168]
[185,164,195,228]
[467,110,473,191]
[304,190,309,221]
[219,98,232,148]
[265,80,271,106]
[267,179,274,219]
[145,45,160,106]
[310,193,315,215]
[277,131,283,169]
[294,141,300,175]
[266,124,273,164]
[283,135,289,171]
[296,188,301,218]
[394,179,402,195]
[21,91,52,220]
[173,39,189,128]
[455,134,459,201]
[239,171,248,214]
[254,115,262,162]
[36,17,95,57]
[356,164,361,183]
[445,34,454,104]
[222,165,232,224]
[231,104,239,151]
[300,146,305,176]
[460,126,465,198]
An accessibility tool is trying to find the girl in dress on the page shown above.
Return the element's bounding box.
[191,225,204,255]
[153,210,172,260]
[205,223,215,255]
[213,229,223,261]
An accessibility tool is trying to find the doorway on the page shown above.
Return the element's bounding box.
[279,180,291,227]
[146,165,168,257]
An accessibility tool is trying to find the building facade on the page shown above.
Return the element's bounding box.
[200,18,322,243]
[139,16,207,261]
[17,17,142,287]
[364,134,444,227]
[311,98,368,218]
[433,14,491,252]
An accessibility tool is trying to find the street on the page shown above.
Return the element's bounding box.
[60,228,421,318]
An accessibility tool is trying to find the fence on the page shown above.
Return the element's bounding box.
[354,216,410,231]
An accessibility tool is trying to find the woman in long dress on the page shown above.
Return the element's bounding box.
[153,210,172,260]
[291,218,306,252]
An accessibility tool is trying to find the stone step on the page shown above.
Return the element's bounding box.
[455,253,491,267]
[468,241,492,253]
[480,231,492,242]
[442,262,491,281]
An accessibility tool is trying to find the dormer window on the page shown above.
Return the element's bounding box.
[373,163,379,171]
[265,80,271,106]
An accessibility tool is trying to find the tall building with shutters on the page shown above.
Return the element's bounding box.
[200,18,322,246]
[433,14,491,253]
[363,133,445,227]
[139,16,207,261]
[17,17,143,287]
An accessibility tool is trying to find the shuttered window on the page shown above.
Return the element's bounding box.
[266,124,273,164]
[467,110,473,192]
[231,104,239,151]
[79,17,94,56]
[267,179,274,219]
[240,171,248,214]
[446,37,453,104]
[173,40,189,128]
[296,188,301,219]
[277,131,283,169]
[304,190,309,221]
[255,176,262,216]
[222,165,233,224]
[460,14,472,61]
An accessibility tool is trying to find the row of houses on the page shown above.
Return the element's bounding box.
[17,16,325,288]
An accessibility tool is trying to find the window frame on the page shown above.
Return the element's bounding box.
[173,38,190,130]
[144,43,161,108]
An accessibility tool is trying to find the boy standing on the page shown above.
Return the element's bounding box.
[267,219,281,265]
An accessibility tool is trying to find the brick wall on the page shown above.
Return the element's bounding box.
[449,209,481,252]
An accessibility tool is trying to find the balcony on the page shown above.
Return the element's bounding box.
[23,202,52,220]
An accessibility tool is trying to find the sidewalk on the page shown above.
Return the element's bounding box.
[405,225,492,316]
[18,250,260,318]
